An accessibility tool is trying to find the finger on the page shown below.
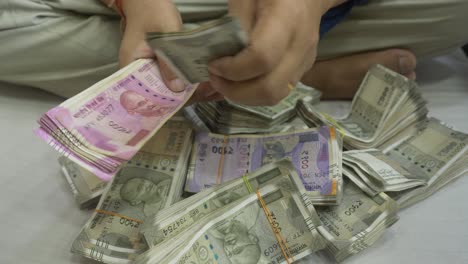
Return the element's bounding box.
[119,30,150,67]
[209,0,294,81]
[158,58,186,92]
[186,83,223,105]
[211,40,308,106]
[120,0,185,92]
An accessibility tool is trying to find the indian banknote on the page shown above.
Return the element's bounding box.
[59,156,107,209]
[316,179,399,262]
[136,176,326,264]
[147,16,247,83]
[184,127,343,205]
[382,118,468,208]
[342,149,426,196]
[36,59,196,181]
[298,64,428,149]
[142,159,314,248]
[190,83,321,134]
[70,119,193,264]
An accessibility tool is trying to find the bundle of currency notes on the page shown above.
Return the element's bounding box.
[36,59,196,181]
[381,118,467,209]
[342,118,467,209]
[316,179,399,262]
[147,16,247,83]
[188,83,321,134]
[298,64,428,149]
[70,119,193,263]
[342,149,427,197]
[184,127,343,205]
[137,160,326,264]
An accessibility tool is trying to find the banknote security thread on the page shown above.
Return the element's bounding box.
[243,174,254,194]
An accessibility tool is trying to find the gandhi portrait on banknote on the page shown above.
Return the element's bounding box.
[120,90,172,117]
[261,136,299,165]
[119,167,171,217]
[209,205,271,264]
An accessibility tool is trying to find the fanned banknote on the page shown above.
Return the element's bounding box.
[381,118,468,208]
[59,156,107,209]
[298,64,428,149]
[135,162,325,264]
[147,16,247,83]
[70,119,193,264]
[184,127,343,204]
[189,83,321,134]
[316,179,399,262]
[36,59,196,181]
[342,149,427,196]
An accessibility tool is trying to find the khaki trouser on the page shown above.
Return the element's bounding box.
[1,0,467,97]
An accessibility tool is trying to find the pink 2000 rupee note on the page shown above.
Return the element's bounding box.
[36,59,196,181]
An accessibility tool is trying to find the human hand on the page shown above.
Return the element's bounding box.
[208,0,336,106]
[119,0,187,92]
[119,0,224,103]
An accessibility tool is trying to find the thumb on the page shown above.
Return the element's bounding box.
[120,0,185,92]
[158,58,186,92]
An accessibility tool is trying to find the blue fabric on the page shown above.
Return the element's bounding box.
[319,0,368,37]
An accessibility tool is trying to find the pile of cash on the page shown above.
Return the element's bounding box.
[187,83,321,134]
[37,16,468,264]
[298,64,428,149]
[184,127,343,205]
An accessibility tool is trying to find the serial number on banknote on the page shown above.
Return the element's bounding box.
[162,217,187,237]
[344,200,364,216]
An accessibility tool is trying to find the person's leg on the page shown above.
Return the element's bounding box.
[0,0,121,98]
[304,0,468,99]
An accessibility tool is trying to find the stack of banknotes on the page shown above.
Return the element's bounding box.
[187,83,321,134]
[184,127,343,205]
[36,59,196,180]
[316,179,399,262]
[70,118,194,263]
[37,16,468,264]
[343,118,467,209]
[138,160,327,264]
[298,64,429,149]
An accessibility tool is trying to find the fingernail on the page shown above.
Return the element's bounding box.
[399,57,413,75]
[169,78,186,92]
